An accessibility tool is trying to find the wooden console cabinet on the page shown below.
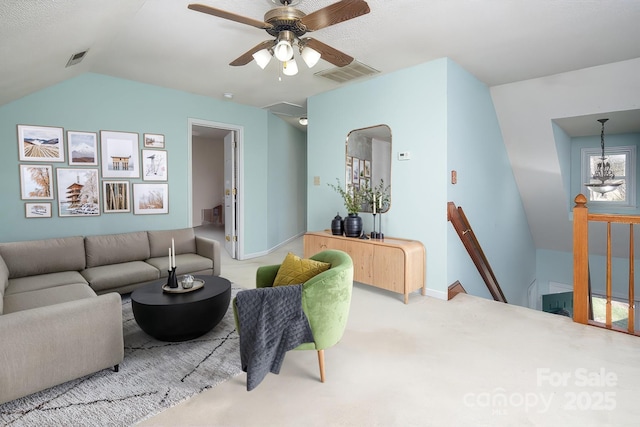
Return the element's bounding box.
[303,230,426,304]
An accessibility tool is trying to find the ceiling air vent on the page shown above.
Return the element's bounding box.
[314,60,379,83]
[65,50,89,68]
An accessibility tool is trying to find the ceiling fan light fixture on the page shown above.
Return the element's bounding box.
[252,48,273,69]
[300,45,321,68]
[282,58,298,76]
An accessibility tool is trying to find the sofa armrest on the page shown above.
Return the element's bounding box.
[195,236,221,276]
[0,293,124,404]
[256,264,281,288]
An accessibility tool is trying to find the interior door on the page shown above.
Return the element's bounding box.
[223,131,237,258]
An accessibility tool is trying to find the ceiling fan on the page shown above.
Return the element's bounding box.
[187,0,370,75]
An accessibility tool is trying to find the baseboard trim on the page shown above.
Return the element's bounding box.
[424,288,447,301]
[239,231,305,260]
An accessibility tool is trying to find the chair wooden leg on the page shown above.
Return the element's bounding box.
[317,350,325,383]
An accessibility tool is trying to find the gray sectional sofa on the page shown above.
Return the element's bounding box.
[0,227,221,404]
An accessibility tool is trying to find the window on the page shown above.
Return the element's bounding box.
[581,146,636,205]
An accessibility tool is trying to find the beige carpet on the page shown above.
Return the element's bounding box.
[139,226,640,426]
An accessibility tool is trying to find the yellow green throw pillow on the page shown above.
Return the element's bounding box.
[273,252,331,286]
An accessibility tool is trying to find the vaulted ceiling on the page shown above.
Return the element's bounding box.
[2,0,640,118]
[2,0,640,253]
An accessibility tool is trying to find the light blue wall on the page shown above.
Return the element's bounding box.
[307,59,449,295]
[552,122,572,207]
[446,60,536,306]
[307,58,535,303]
[267,113,307,248]
[0,73,306,256]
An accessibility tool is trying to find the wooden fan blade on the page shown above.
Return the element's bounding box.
[188,3,273,30]
[301,0,370,31]
[303,38,353,67]
[230,40,275,66]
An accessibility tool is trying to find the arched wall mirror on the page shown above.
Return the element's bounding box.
[345,124,392,213]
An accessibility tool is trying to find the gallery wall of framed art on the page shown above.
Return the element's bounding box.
[16,124,168,218]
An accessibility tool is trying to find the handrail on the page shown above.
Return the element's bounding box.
[447,202,507,303]
[573,194,639,334]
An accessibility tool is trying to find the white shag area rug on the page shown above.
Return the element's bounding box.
[0,289,242,426]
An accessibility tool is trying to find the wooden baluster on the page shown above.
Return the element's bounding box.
[573,194,589,324]
[606,222,612,329]
[629,224,635,334]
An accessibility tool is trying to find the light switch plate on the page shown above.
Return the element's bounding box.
[313,176,320,186]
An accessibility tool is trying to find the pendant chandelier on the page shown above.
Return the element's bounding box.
[584,118,622,195]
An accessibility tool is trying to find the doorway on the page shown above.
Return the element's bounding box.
[188,119,242,259]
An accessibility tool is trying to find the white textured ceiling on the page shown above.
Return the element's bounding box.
[2,0,640,115]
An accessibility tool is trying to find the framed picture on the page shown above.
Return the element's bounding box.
[20,164,54,200]
[17,125,65,162]
[142,149,168,181]
[25,202,52,218]
[360,159,365,178]
[364,160,371,178]
[352,157,360,184]
[67,131,98,165]
[56,168,100,217]
[103,180,131,213]
[346,156,353,166]
[144,133,165,148]
[100,130,140,178]
[346,165,352,186]
[133,183,168,215]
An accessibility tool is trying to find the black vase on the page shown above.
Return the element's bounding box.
[343,213,363,238]
[331,213,344,235]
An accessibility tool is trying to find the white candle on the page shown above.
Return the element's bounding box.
[168,248,172,271]
[373,194,376,214]
[171,238,175,268]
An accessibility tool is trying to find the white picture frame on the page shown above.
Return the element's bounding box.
[67,131,98,165]
[25,202,52,218]
[100,130,140,178]
[19,164,54,200]
[17,124,65,162]
[56,168,100,217]
[133,183,168,215]
[142,149,168,181]
[103,180,131,213]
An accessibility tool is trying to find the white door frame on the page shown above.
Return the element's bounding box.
[187,118,244,259]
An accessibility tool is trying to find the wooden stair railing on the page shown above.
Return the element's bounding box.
[573,194,639,334]
[447,202,507,303]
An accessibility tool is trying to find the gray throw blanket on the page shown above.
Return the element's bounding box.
[235,284,315,391]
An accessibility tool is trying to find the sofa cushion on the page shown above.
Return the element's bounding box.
[0,236,85,279]
[0,256,8,315]
[5,271,88,296]
[85,231,150,268]
[3,283,97,314]
[148,228,197,258]
[273,252,331,287]
[146,253,214,278]
[81,261,159,293]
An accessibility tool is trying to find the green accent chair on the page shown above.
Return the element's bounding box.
[234,249,353,382]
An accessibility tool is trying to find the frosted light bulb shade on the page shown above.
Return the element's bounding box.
[274,40,294,62]
[301,46,321,68]
[282,58,298,76]
[252,49,272,69]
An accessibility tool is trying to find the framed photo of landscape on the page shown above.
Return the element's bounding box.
[142,149,168,181]
[19,164,54,200]
[103,181,131,213]
[25,202,52,218]
[133,183,168,215]
[143,133,165,148]
[17,124,65,162]
[100,130,140,178]
[67,131,98,165]
[56,168,100,217]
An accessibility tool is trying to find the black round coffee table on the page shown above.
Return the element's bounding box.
[131,275,231,342]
